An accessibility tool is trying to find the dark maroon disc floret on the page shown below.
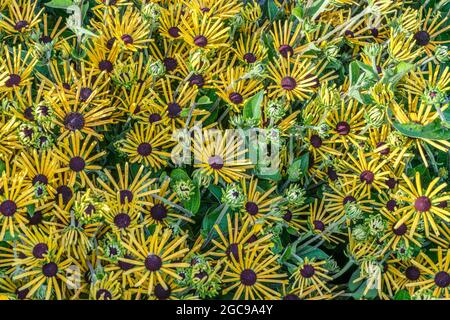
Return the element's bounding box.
[32,243,48,259]
[145,254,163,271]
[114,213,131,229]
[240,269,257,286]
[150,204,168,221]
[281,76,297,91]
[415,196,431,212]
[208,155,224,170]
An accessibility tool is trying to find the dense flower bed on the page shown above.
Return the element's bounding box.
[0,0,449,300]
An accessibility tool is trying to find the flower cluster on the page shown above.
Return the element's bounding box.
[0,0,449,300]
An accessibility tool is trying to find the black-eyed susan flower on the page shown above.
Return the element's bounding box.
[96,162,158,207]
[222,245,287,299]
[118,226,190,295]
[54,133,106,189]
[192,129,253,184]
[267,55,318,102]
[118,123,174,170]
[394,172,450,237]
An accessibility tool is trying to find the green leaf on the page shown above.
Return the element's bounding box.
[391,117,450,141]
[183,185,201,215]
[169,168,200,214]
[256,170,282,182]
[169,168,190,182]
[0,160,5,175]
[287,153,309,181]
[348,269,378,299]
[304,0,327,18]
[243,90,264,121]
[280,244,293,263]
[349,61,362,88]
[45,0,73,9]
[394,290,411,300]
[201,207,229,239]
[297,246,329,260]
[197,96,212,105]
[292,6,304,20]
[208,184,222,201]
[267,0,279,21]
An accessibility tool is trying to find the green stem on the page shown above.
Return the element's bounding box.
[332,259,355,280]
[201,204,229,249]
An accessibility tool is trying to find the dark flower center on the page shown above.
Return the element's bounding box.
[28,211,43,226]
[392,223,407,236]
[137,143,152,156]
[281,76,297,91]
[121,34,134,45]
[109,246,118,256]
[370,28,379,37]
[85,204,95,216]
[313,220,325,231]
[145,254,163,271]
[24,107,34,121]
[0,200,17,217]
[208,155,224,170]
[154,284,171,300]
[79,87,92,102]
[189,74,205,88]
[194,35,208,47]
[5,74,21,87]
[168,26,180,38]
[283,210,293,222]
[106,37,117,50]
[40,35,52,44]
[415,196,431,212]
[32,243,49,259]
[278,44,294,58]
[69,156,86,172]
[32,174,48,186]
[243,52,257,63]
[150,204,168,221]
[434,271,450,288]
[98,60,113,73]
[327,167,338,181]
[167,102,181,118]
[96,289,112,300]
[148,113,162,123]
[114,213,131,229]
[343,196,356,205]
[439,201,448,209]
[55,185,73,205]
[376,142,390,155]
[229,92,243,104]
[405,266,420,281]
[283,294,301,300]
[14,20,29,31]
[120,190,133,204]
[386,199,397,212]
[118,254,135,271]
[245,202,259,215]
[64,112,85,131]
[240,269,257,286]
[42,262,58,277]
[16,288,29,300]
[310,135,322,148]
[163,57,178,72]
[336,121,350,135]
[414,31,430,46]
[300,264,315,278]
[226,243,240,261]
[360,170,375,184]
[386,177,397,189]
[344,30,354,38]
